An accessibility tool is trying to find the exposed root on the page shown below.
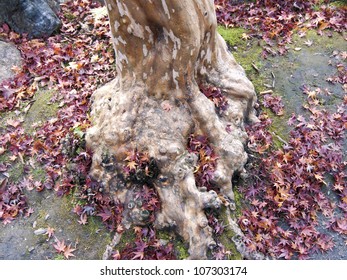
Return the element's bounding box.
[103,232,122,260]
[86,0,258,259]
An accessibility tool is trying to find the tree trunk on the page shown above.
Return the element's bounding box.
[86,0,257,259]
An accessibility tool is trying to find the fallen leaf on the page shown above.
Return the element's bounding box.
[63,244,76,259]
[6,119,21,128]
[46,227,55,239]
[242,33,250,40]
[304,40,313,46]
[53,239,66,253]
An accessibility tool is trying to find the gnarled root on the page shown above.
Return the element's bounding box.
[87,77,252,259]
[86,0,258,259]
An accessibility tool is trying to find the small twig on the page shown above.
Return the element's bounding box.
[102,232,123,260]
[251,63,260,73]
[271,72,276,88]
[259,90,273,95]
[271,132,288,146]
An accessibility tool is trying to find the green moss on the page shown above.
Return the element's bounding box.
[217,26,249,48]
[232,186,244,218]
[312,0,346,10]
[64,13,77,21]
[157,229,189,259]
[175,239,189,260]
[24,89,59,133]
[292,29,346,52]
[218,206,243,260]
[30,165,47,182]
[217,26,265,93]
[0,111,17,129]
[54,254,65,260]
[0,153,8,165]
[157,229,172,241]
[32,192,113,259]
[268,115,290,149]
[8,162,26,183]
[329,1,347,8]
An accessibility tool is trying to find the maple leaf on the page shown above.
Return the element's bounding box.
[97,207,112,222]
[286,205,297,218]
[78,213,88,225]
[333,184,343,192]
[8,154,17,162]
[66,61,82,70]
[126,160,137,171]
[161,101,172,112]
[112,250,121,260]
[53,239,66,253]
[336,219,347,231]
[133,226,142,235]
[90,54,99,63]
[46,227,55,239]
[90,7,108,24]
[63,244,76,259]
[116,224,124,234]
[283,152,293,163]
[241,33,250,40]
[6,119,21,128]
[304,39,313,47]
[132,250,145,260]
[124,150,137,162]
[307,90,317,99]
[139,152,150,163]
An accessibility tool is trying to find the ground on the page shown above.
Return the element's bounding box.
[0,1,346,260]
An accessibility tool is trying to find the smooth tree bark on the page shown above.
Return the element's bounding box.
[86,0,258,259]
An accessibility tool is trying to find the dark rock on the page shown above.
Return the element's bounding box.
[0,0,61,38]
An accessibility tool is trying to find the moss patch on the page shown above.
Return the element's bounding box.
[233,186,244,218]
[218,25,265,92]
[23,89,59,133]
[175,239,190,259]
[157,229,189,259]
[8,161,26,183]
[220,26,346,150]
[217,26,249,48]
[26,190,113,259]
[30,164,47,182]
[218,207,243,260]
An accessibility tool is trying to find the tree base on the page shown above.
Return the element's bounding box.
[86,0,258,259]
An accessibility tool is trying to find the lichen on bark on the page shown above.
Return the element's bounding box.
[86,0,258,259]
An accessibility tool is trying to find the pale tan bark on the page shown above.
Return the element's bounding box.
[86,0,258,259]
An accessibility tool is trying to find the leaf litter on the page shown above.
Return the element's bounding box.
[0,0,346,259]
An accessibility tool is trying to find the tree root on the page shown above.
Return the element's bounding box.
[87,0,258,259]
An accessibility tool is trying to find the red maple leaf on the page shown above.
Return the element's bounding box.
[63,244,76,259]
[46,227,55,239]
[53,239,66,253]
